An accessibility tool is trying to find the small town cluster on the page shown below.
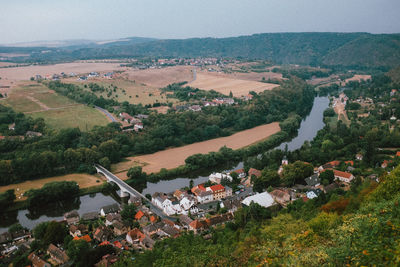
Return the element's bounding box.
[1,151,376,266]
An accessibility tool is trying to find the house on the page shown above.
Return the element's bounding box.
[126,228,145,245]
[173,189,187,200]
[220,199,242,213]
[135,210,149,225]
[231,168,246,179]
[208,184,226,200]
[306,189,322,199]
[152,192,168,209]
[119,112,134,123]
[196,190,213,203]
[270,189,291,205]
[205,213,234,228]
[64,210,80,225]
[242,192,275,208]
[105,213,121,226]
[143,224,158,236]
[8,123,15,131]
[179,215,193,228]
[180,196,197,213]
[134,122,144,132]
[160,225,180,238]
[69,224,88,237]
[47,244,69,265]
[113,221,129,236]
[396,151,400,157]
[225,186,233,197]
[241,177,252,187]
[100,204,119,216]
[95,254,119,267]
[209,172,232,184]
[189,220,206,233]
[344,160,354,166]
[333,170,354,183]
[318,160,341,172]
[81,212,99,221]
[356,153,363,161]
[305,174,320,187]
[381,160,391,168]
[248,168,262,178]
[189,105,202,112]
[25,131,42,138]
[128,196,142,206]
[28,252,51,267]
[93,226,113,242]
[73,234,92,242]
[141,235,155,249]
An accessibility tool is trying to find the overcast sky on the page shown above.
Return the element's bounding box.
[1,0,399,44]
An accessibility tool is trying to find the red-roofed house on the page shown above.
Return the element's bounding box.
[248,168,262,178]
[126,228,145,244]
[396,151,400,157]
[135,210,145,220]
[208,184,226,200]
[344,161,354,166]
[189,220,206,233]
[28,252,51,267]
[333,170,354,183]
[73,234,92,242]
[150,215,157,223]
[381,160,392,168]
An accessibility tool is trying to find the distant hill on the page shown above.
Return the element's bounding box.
[2,33,400,68]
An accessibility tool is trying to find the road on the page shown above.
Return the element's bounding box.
[95,106,117,122]
[94,164,177,221]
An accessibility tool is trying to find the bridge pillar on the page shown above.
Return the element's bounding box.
[119,189,129,198]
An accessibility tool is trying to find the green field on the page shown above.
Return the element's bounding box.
[3,96,41,113]
[33,91,76,108]
[4,82,109,131]
[30,105,108,131]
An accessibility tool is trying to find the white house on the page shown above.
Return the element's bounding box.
[196,190,213,203]
[225,186,233,197]
[333,170,355,183]
[306,191,318,199]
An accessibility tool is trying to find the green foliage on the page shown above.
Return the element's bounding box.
[67,240,115,267]
[253,169,280,193]
[120,203,137,227]
[25,181,79,207]
[282,161,314,186]
[323,107,336,117]
[33,221,68,248]
[0,189,16,210]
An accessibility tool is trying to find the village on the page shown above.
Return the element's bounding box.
[1,150,389,267]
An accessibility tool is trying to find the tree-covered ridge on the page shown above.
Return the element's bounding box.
[8,32,400,68]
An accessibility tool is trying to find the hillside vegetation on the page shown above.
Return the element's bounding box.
[5,33,400,68]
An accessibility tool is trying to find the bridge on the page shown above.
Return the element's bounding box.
[94,164,175,221]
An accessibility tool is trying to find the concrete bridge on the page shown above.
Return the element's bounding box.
[94,164,175,221]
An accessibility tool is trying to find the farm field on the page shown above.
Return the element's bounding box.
[122,66,194,88]
[68,77,177,106]
[3,82,109,130]
[345,74,371,84]
[0,173,104,201]
[113,122,281,177]
[189,72,279,97]
[30,105,108,130]
[0,62,124,81]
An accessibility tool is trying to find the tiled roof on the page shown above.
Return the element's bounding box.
[333,170,353,179]
[209,184,225,192]
[135,210,145,220]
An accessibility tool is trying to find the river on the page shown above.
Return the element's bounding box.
[0,96,329,233]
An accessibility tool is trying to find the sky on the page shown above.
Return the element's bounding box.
[0,0,399,44]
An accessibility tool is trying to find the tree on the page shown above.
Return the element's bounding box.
[282,161,314,187]
[319,169,335,184]
[189,179,194,189]
[120,203,137,227]
[253,169,281,192]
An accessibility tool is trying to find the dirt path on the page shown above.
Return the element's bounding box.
[25,95,50,110]
[114,122,281,179]
[24,103,82,114]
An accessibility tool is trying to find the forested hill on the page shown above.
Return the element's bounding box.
[4,32,400,68]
